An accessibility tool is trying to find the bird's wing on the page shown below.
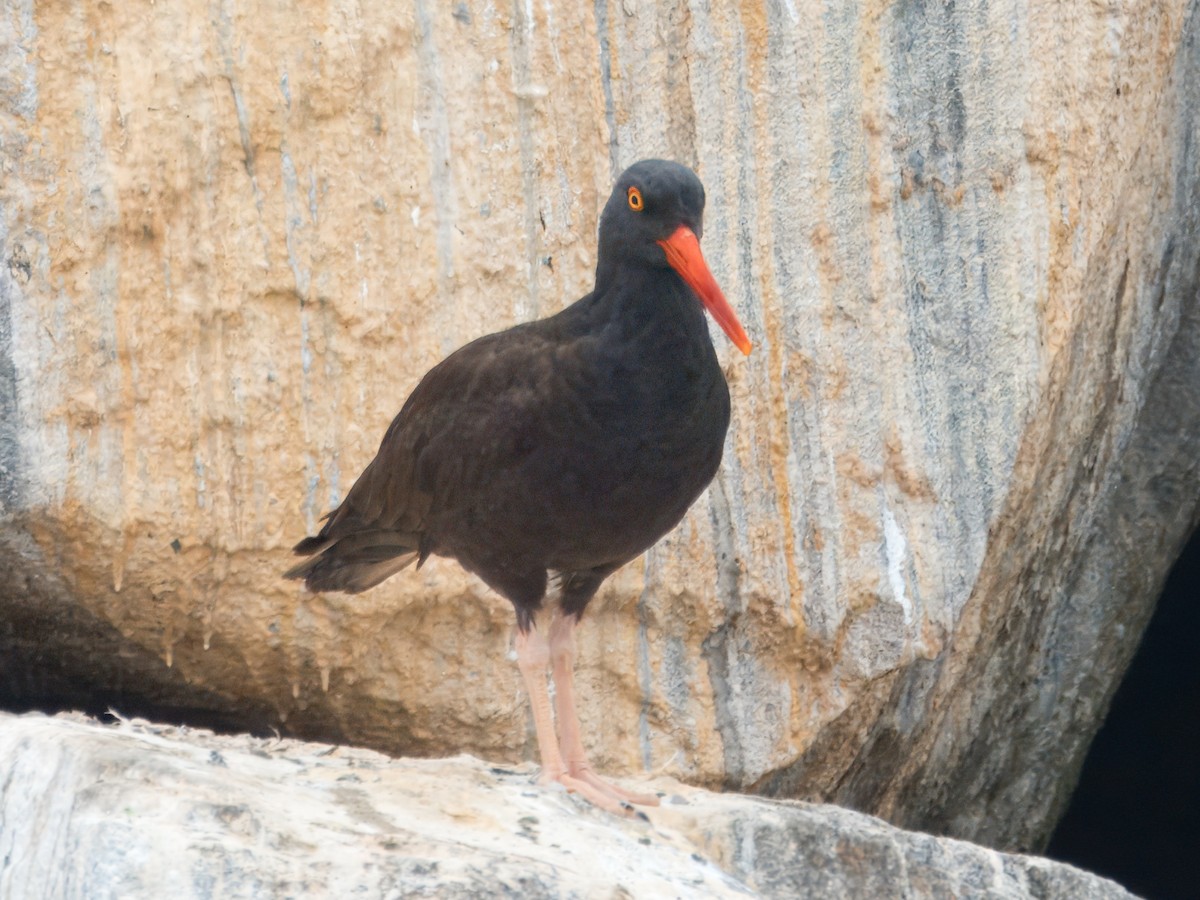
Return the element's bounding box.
[301,320,596,550]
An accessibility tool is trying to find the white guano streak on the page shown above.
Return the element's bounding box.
[883,501,912,625]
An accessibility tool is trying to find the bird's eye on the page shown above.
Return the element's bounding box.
[627,186,644,211]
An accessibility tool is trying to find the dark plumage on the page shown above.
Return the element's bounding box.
[285,159,750,813]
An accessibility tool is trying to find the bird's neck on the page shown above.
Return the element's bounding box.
[589,263,712,357]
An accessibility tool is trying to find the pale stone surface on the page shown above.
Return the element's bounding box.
[2,0,1199,854]
[0,712,1136,900]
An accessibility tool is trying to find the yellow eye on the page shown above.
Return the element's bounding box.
[627,186,644,211]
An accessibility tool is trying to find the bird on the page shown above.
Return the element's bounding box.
[285,159,751,815]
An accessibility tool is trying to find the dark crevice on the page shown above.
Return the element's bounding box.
[0,593,291,741]
[0,544,348,746]
[1046,525,1200,900]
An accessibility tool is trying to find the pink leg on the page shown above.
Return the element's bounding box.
[547,613,660,807]
[514,626,646,816]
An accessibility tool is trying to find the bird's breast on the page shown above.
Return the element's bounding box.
[516,337,730,567]
[424,276,733,572]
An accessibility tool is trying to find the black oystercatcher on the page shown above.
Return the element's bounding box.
[285,159,751,814]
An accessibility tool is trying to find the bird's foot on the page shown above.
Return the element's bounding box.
[567,764,661,808]
[538,767,658,819]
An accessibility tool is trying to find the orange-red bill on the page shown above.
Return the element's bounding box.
[657,226,752,355]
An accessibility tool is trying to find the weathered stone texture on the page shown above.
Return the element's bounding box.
[2,0,1198,853]
[0,713,1137,900]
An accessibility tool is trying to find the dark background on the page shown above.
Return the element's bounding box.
[1047,526,1200,900]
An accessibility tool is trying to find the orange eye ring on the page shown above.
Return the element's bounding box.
[627,186,644,211]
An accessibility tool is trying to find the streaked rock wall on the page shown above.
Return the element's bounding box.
[2,0,1197,851]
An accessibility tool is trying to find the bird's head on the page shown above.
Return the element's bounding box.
[598,159,752,355]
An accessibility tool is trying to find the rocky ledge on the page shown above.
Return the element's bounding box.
[0,712,1133,899]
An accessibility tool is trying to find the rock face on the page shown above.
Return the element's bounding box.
[0,712,1135,900]
[2,0,1199,855]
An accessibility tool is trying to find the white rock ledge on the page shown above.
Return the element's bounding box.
[0,712,1133,899]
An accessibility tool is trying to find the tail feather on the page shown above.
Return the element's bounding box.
[292,534,334,556]
[284,530,420,594]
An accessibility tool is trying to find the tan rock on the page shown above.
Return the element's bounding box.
[2,0,1199,854]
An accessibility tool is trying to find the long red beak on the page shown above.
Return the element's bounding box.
[657,226,752,355]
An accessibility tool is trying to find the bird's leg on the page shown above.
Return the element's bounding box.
[514,621,646,816]
[514,626,566,780]
[547,611,660,807]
